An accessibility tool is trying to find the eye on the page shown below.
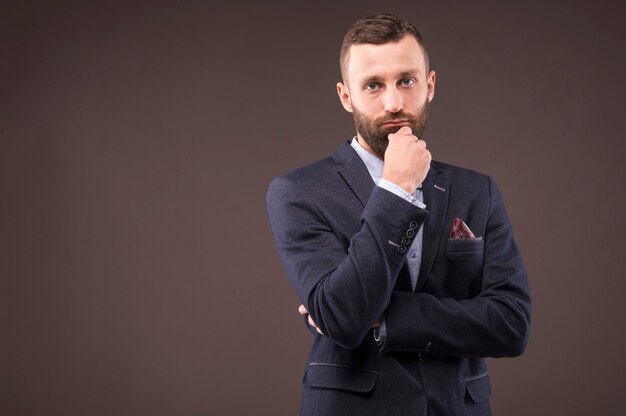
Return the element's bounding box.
[400,78,416,87]
[365,82,380,92]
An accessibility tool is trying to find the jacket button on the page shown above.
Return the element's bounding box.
[405,229,415,238]
[409,220,418,230]
[398,245,407,254]
[401,236,410,245]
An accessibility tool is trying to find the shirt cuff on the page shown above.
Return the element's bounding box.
[378,179,426,209]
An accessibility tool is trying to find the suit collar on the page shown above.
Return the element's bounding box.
[333,141,375,207]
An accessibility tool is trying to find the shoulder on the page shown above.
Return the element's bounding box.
[268,141,356,193]
[267,155,336,201]
[432,160,491,187]
[431,161,510,216]
[276,154,339,184]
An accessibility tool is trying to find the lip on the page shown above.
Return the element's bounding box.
[381,120,410,127]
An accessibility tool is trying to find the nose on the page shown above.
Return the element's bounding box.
[383,86,403,113]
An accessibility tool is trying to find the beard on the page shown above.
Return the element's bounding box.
[353,98,429,159]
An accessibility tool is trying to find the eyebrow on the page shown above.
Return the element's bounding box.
[360,70,422,85]
[397,70,421,78]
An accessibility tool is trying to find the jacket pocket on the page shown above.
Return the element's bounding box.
[444,238,484,257]
[303,363,378,393]
[465,372,491,403]
[444,240,484,291]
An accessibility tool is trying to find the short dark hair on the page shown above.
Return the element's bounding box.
[339,14,429,81]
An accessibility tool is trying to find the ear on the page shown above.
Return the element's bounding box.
[426,70,436,103]
[337,82,353,113]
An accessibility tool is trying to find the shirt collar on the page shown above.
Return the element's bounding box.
[350,137,384,185]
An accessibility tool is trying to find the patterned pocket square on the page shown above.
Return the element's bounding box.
[449,217,476,239]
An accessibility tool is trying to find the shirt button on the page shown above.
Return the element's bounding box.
[410,251,417,258]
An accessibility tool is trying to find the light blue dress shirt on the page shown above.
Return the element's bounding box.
[350,137,426,344]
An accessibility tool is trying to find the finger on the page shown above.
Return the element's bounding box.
[388,127,412,140]
[395,126,412,136]
[308,316,324,335]
[298,304,307,315]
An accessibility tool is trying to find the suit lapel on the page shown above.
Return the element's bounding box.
[416,164,450,291]
[334,142,414,291]
[333,143,450,291]
[334,142,375,207]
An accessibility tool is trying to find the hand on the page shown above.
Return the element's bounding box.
[382,126,431,194]
[298,304,324,335]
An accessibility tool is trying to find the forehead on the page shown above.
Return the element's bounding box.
[346,35,426,82]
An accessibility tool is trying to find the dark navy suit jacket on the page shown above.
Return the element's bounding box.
[267,141,531,416]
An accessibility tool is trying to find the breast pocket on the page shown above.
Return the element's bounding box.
[444,239,484,294]
[445,238,484,257]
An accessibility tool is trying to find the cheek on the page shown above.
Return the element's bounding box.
[352,94,381,114]
[405,89,428,109]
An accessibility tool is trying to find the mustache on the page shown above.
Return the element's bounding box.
[375,112,419,126]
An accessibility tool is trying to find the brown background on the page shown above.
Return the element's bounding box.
[1,1,625,415]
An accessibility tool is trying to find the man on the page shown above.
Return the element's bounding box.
[266,14,530,416]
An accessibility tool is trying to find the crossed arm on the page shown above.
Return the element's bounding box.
[268,171,531,357]
[298,304,379,335]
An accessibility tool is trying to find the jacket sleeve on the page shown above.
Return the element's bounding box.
[382,177,531,358]
[266,175,427,349]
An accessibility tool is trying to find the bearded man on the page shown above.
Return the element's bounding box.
[267,14,531,416]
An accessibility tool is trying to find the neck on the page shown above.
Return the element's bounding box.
[355,134,384,161]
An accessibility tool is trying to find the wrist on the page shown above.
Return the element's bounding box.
[382,177,415,194]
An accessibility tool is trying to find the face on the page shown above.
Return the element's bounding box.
[337,35,436,159]
[352,96,429,159]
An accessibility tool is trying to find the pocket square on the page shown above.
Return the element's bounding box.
[449,217,476,239]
